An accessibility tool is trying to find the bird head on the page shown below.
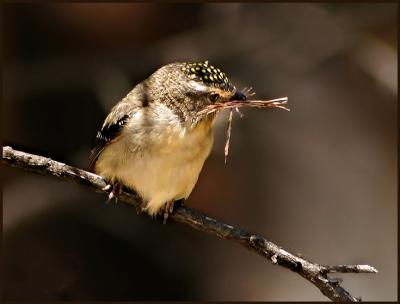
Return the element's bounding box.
[143,61,246,126]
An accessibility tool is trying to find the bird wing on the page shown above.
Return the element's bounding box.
[89,112,130,172]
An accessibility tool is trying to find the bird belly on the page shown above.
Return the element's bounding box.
[95,121,214,216]
[120,142,211,215]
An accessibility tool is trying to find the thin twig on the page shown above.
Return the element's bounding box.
[215,96,289,163]
[198,97,290,116]
[224,109,233,164]
[2,146,377,302]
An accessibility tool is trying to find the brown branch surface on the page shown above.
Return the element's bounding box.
[2,146,377,302]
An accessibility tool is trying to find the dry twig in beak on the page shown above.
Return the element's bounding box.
[224,109,234,164]
[199,97,290,162]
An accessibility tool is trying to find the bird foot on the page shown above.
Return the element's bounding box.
[103,181,122,203]
[162,199,185,224]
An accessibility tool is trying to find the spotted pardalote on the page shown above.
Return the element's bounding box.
[90,61,246,222]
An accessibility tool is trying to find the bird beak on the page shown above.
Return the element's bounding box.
[230,90,247,101]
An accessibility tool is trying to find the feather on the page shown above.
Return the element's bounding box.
[89,114,130,172]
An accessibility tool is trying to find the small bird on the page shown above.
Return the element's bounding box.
[89,61,246,222]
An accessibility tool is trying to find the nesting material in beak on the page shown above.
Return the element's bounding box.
[198,88,290,164]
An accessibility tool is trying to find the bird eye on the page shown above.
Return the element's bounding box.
[209,93,220,102]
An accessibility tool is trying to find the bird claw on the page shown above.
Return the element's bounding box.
[162,199,184,224]
[106,191,115,203]
[163,201,173,224]
[102,184,112,191]
[103,181,122,204]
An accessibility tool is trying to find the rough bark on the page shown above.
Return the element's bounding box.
[2,146,377,302]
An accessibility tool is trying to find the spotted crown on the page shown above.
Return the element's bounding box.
[182,61,234,91]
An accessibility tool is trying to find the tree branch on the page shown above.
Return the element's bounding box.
[2,146,377,301]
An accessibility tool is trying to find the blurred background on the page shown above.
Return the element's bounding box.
[2,3,397,301]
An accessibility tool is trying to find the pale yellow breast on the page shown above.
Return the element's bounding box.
[95,104,215,216]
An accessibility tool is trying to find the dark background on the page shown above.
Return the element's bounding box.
[3,3,397,301]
